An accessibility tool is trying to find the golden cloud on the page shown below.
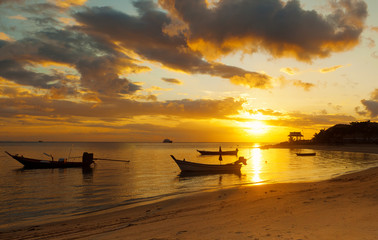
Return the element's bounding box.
[52,0,87,8]
[161,0,367,62]
[292,80,314,91]
[277,75,315,91]
[319,65,344,73]
[47,86,75,100]
[230,73,272,89]
[0,86,33,98]
[9,15,26,20]
[81,92,101,103]
[58,17,79,26]
[0,32,13,41]
[188,36,258,61]
[187,38,224,61]
[280,67,299,75]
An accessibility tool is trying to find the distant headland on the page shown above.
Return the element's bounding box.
[262,121,378,149]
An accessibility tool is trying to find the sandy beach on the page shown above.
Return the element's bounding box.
[1,145,377,240]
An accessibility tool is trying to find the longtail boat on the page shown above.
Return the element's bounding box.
[197,146,238,155]
[170,155,247,173]
[296,153,316,156]
[5,151,94,169]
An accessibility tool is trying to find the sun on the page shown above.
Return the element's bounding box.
[242,120,269,135]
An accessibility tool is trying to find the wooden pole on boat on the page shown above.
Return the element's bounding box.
[93,158,130,163]
[43,153,54,161]
[70,154,130,163]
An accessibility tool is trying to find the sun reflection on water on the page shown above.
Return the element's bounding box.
[249,144,264,184]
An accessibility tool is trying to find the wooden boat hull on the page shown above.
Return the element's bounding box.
[296,153,316,156]
[171,155,241,173]
[197,149,238,155]
[5,152,93,169]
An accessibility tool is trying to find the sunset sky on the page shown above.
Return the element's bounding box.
[0,0,377,142]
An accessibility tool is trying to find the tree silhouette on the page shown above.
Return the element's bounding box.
[312,121,378,144]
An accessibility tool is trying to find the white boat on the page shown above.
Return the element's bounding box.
[170,155,247,173]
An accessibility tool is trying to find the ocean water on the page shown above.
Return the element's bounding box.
[0,142,377,230]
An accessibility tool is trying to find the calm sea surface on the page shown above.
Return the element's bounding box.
[1,142,377,230]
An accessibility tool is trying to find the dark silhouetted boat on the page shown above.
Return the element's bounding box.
[163,139,173,143]
[5,151,95,169]
[197,146,238,155]
[170,155,247,173]
[296,153,316,156]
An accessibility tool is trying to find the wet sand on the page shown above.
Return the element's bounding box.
[1,145,377,240]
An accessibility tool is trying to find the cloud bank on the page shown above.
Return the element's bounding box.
[160,0,367,62]
[0,0,371,141]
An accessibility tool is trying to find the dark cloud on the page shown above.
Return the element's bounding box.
[0,1,271,96]
[162,0,367,62]
[360,100,378,117]
[162,78,183,84]
[73,4,272,88]
[371,89,378,100]
[28,16,60,27]
[0,95,245,119]
[357,89,378,118]
[0,28,143,96]
[0,40,7,48]
[75,55,142,95]
[19,3,62,14]
[0,0,24,4]
[0,59,60,88]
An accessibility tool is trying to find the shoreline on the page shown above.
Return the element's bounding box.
[1,145,378,239]
[261,143,378,154]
